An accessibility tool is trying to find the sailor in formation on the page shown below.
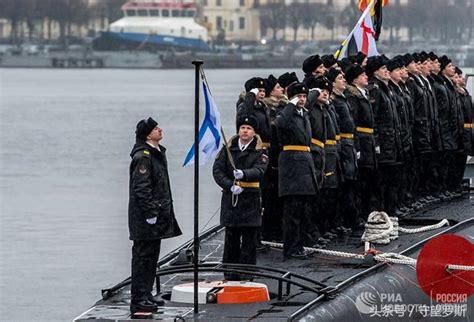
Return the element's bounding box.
[225,52,472,260]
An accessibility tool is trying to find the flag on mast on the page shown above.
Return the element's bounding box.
[358,0,388,41]
[183,79,221,167]
[335,0,379,59]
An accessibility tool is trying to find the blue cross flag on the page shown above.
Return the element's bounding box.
[183,81,222,167]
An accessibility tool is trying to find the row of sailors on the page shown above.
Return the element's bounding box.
[213,51,473,266]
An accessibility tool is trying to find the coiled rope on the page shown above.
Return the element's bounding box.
[261,212,471,272]
[361,211,450,245]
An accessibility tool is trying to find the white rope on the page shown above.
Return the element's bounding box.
[361,211,394,244]
[447,264,474,271]
[261,214,471,271]
[262,241,366,259]
[361,211,450,245]
[398,219,450,233]
[261,241,473,270]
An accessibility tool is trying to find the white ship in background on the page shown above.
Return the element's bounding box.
[93,0,210,51]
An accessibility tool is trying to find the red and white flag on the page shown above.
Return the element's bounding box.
[335,0,379,59]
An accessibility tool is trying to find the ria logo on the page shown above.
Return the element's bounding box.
[355,291,378,314]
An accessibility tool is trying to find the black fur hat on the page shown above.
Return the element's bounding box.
[136,117,158,140]
[287,82,309,99]
[236,115,258,131]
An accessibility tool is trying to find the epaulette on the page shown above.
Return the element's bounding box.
[142,150,151,157]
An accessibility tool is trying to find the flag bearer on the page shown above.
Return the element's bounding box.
[213,115,268,280]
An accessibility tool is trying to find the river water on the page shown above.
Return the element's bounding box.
[0,67,292,321]
[1,67,473,321]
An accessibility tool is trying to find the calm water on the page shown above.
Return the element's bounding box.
[0,67,292,321]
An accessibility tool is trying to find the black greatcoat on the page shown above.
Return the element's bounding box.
[323,103,342,188]
[275,102,318,197]
[441,75,463,151]
[457,88,474,156]
[422,76,442,152]
[236,92,272,144]
[432,74,456,151]
[332,92,357,181]
[128,141,182,241]
[307,90,327,184]
[213,135,268,227]
[390,82,413,159]
[368,78,402,165]
[346,85,377,169]
[406,74,432,154]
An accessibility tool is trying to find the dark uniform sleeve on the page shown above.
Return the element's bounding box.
[236,92,257,131]
[347,95,361,152]
[369,88,382,147]
[212,147,234,191]
[131,155,159,219]
[242,151,268,181]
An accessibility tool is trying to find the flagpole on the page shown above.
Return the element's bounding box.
[191,60,203,315]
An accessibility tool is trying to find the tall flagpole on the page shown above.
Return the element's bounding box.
[191,60,203,315]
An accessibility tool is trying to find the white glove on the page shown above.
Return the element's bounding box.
[146,217,157,225]
[290,96,299,105]
[250,88,259,95]
[309,88,321,93]
[375,146,381,154]
[233,169,244,180]
[230,185,244,195]
[357,151,361,160]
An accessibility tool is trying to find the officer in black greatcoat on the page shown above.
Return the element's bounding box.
[308,76,344,238]
[261,75,288,242]
[439,56,464,195]
[302,55,326,86]
[405,54,433,206]
[213,115,268,280]
[327,68,359,229]
[398,56,416,208]
[454,67,472,192]
[366,55,403,216]
[387,57,414,214]
[345,65,378,221]
[236,77,272,146]
[417,52,442,203]
[128,117,182,313]
[275,82,318,259]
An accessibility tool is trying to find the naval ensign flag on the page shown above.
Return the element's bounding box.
[336,0,379,59]
[183,81,221,166]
